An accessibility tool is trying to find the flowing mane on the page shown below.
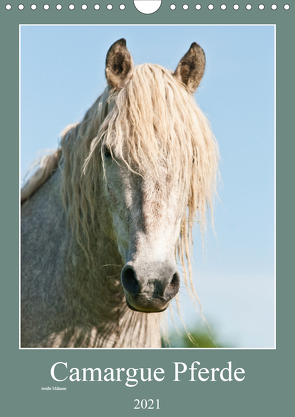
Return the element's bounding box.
[21,40,219,348]
[22,63,219,317]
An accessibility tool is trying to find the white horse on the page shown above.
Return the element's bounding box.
[21,39,218,348]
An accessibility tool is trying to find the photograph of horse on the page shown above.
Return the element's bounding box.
[21,38,218,348]
[21,26,274,349]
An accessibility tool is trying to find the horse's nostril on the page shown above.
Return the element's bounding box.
[121,266,140,294]
[169,272,180,291]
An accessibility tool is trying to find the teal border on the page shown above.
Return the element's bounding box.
[1,1,293,416]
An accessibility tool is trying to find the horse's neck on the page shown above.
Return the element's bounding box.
[47,310,161,348]
[22,167,161,348]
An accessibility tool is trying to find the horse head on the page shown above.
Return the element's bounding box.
[92,39,215,313]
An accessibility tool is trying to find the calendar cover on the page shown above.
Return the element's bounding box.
[0,1,292,416]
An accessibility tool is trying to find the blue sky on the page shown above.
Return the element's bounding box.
[21,25,275,348]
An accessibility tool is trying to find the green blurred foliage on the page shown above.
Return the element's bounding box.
[162,325,228,348]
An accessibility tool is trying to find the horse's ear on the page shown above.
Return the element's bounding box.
[105,39,133,90]
[173,42,206,93]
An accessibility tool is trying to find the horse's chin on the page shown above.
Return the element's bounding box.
[125,298,169,314]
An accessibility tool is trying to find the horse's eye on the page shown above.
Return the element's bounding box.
[104,147,112,159]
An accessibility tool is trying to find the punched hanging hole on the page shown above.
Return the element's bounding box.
[134,0,162,14]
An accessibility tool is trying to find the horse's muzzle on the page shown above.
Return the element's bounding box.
[121,264,180,313]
